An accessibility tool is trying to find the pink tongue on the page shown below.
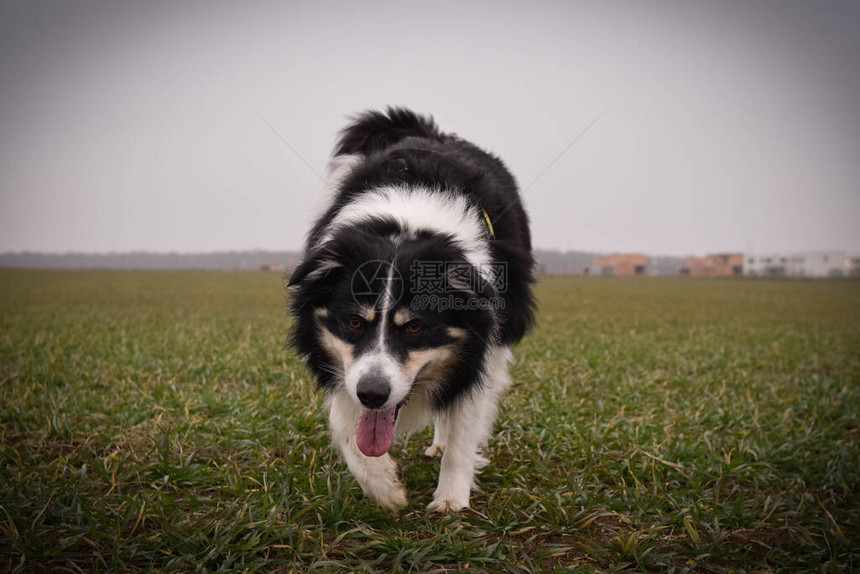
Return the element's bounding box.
[356,406,397,457]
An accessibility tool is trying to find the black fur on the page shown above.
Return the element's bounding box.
[333,107,443,156]
[289,107,536,408]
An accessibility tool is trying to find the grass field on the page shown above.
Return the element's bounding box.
[1,269,858,572]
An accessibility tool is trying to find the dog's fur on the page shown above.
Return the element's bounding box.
[288,107,535,511]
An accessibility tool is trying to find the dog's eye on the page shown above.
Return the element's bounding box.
[405,321,423,334]
[347,317,364,330]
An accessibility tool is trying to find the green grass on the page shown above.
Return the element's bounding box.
[1,269,858,572]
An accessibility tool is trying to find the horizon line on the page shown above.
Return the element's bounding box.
[2,247,859,259]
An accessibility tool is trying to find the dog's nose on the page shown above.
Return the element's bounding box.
[357,375,391,409]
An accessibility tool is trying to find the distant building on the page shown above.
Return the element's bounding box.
[595,253,648,276]
[745,251,849,277]
[845,254,860,278]
[647,255,687,276]
[681,253,744,276]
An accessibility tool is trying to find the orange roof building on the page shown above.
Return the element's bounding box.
[682,253,743,276]
[594,253,648,276]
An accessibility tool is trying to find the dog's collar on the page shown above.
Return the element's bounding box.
[480,209,495,240]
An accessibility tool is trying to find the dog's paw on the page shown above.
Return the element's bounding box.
[427,497,467,513]
[423,444,445,458]
[372,483,408,512]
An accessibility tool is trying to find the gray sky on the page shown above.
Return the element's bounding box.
[1,0,858,255]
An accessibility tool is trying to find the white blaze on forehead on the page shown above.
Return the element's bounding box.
[379,260,398,316]
[319,184,492,277]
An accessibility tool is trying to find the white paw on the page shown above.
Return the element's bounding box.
[424,444,445,457]
[427,497,467,513]
[369,482,408,512]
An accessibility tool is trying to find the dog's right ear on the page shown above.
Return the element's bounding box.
[287,246,343,289]
[287,248,342,288]
[287,257,315,288]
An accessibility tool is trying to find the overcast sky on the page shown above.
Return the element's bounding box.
[1,0,858,256]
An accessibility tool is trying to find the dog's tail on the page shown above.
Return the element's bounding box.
[333,107,442,157]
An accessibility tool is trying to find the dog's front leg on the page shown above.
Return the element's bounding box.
[427,395,488,512]
[428,346,512,513]
[428,387,504,513]
[328,389,407,511]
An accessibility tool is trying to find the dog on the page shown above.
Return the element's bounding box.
[287,107,535,512]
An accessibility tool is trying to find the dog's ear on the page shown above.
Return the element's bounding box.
[287,250,341,288]
[443,262,497,298]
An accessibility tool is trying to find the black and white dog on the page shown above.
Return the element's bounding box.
[288,108,535,512]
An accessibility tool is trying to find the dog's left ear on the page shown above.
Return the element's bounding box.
[444,262,497,298]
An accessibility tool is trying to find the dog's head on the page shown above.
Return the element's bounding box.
[288,221,498,456]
